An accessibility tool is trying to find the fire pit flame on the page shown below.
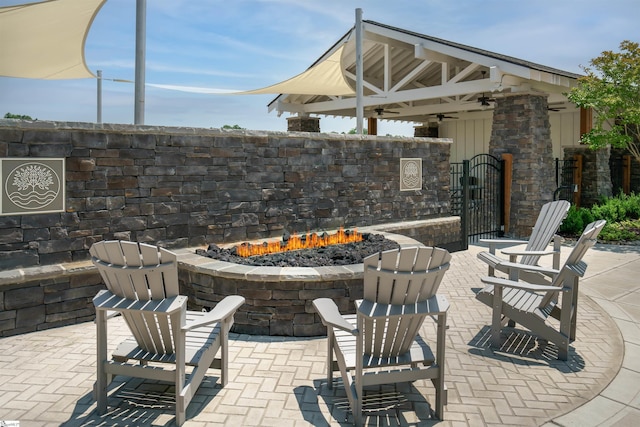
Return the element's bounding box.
[236,227,362,257]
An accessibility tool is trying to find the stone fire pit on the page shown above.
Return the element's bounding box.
[173,231,424,336]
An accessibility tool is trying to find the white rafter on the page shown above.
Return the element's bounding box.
[268,20,581,123]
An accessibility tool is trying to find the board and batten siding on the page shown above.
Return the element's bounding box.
[441,110,581,163]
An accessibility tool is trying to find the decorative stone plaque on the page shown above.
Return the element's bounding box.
[1,158,65,215]
[400,158,422,191]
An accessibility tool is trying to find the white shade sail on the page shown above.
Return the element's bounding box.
[148,44,355,96]
[239,45,355,96]
[0,0,106,79]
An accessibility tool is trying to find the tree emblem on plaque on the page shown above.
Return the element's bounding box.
[400,158,422,191]
[1,158,65,215]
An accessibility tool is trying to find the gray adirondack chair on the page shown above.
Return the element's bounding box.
[313,246,451,426]
[477,200,570,284]
[476,220,605,360]
[91,240,245,426]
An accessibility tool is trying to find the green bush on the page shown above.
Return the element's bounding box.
[560,193,640,241]
[599,219,640,241]
[559,205,594,235]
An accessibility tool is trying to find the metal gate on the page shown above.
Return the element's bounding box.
[554,157,577,202]
[450,154,504,248]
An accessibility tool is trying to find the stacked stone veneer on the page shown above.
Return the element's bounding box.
[564,145,613,207]
[0,120,459,336]
[489,94,556,237]
[0,261,100,336]
[286,116,320,132]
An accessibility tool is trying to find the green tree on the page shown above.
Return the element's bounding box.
[567,40,640,165]
[222,124,245,130]
[4,112,34,120]
[345,128,368,135]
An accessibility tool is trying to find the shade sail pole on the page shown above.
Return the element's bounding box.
[134,0,146,124]
[355,8,364,135]
[97,70,102,124]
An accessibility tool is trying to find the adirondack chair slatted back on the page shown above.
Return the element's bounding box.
[520,200,570,266]
[360,246,451,358]
[90,240,181,355]
[539,220,605,307]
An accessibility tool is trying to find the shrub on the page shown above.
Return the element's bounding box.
[599,219,640,241]
[560,193,640,240]
[591,197,625,223]
[559,205,594,236]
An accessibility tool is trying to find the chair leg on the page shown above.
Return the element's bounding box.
[220,320,230,387]
[176,398,186,426]
[434,312,447,419]
[95,310,108,414]
[352,387,363,427]
[326,328,335,389]
[490,286,503,347]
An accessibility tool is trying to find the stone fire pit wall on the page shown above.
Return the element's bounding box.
[174,230,428,336]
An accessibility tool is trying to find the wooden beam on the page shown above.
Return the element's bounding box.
[580,107,593,138]
[368,117,378,136]
[623,155,631,195]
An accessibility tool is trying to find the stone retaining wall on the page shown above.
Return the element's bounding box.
[0,260,99,335]
[0,120,460,336]
[0,220,458,337]
[0,120,457,270]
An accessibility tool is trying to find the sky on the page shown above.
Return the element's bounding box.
[1,0,639,136]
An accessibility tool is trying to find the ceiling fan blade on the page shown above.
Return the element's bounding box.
[434,113,458,121]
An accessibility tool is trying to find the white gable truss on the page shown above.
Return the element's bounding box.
[268,21,581,125]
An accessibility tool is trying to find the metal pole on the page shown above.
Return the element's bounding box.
[96,70,102,124]
[355,8,364,135]
[134,0,146,125]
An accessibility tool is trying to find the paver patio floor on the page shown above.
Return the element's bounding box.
[0,245,629,426]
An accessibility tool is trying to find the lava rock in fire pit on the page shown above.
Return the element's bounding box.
[196,233,400,267]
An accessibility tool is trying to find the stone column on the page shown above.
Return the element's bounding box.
[287,116,320,132]
[489,93,555,238]
[564,145,612,207]
[414,124,438,137]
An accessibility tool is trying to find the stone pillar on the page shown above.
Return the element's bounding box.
[564,145,612,207]
[489,94,555,238]
[287,116,320,132]
[414,124,438,137]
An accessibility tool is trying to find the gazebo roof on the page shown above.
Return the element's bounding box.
[268,20,581,125]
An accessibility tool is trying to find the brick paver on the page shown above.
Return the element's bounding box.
[0,248,623,426]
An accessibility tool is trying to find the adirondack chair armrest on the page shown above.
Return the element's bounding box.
[479,238,528,254]
[358,295,450,318]
[500,248,558,257]
[312,298,357,334]
[93,289,186,314]
[183,295,245,331]
[481,276,567,293]
[495,260,560,277]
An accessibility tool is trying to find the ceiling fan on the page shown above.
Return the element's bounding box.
[477,93,496,107]
[548,106,567,112]
[476,71,496,107]
[430,113,458,122]
[373,106,400,117]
